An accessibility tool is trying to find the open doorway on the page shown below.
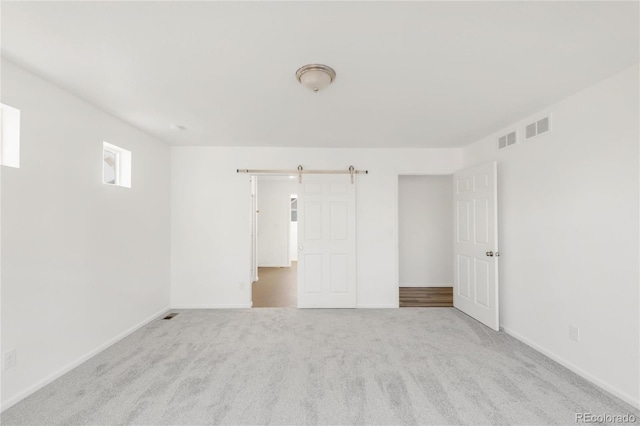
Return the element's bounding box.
[251,176,298,307]
[398,175,454,307]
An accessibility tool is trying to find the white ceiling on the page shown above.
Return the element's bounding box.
[1,1,638,148]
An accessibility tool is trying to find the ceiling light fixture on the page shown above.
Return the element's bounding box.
[295,64,336,93]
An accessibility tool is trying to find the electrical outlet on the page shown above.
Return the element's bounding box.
[3,349,16,371]
[569,325,580,342]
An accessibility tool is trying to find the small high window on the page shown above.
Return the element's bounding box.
[291,196,298,222]
[103,142,131,188]
[0,103,21,168]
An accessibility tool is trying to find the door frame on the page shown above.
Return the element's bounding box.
[249,174,291,306]
[254,175,294,268]
[248,174,300,307]
[394,172,455,308]
[249,176,258,284]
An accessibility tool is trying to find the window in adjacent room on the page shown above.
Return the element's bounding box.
[102,141,132,188]
[0,103,21,168]
[291,196,298,222]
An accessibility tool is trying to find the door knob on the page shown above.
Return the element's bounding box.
[486,251,494,257]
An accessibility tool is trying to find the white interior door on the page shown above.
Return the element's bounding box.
[298,174,356,308]
[453,162,499,330]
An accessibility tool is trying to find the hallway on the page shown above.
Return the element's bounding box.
[252,262,297,308]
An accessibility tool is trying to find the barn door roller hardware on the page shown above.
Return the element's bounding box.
[236,165,368,184]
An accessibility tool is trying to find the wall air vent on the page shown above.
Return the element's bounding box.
[524,115,551,140]
[497,130,517,150]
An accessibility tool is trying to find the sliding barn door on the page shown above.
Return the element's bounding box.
[297,175,356,308]
[454,162,499,330]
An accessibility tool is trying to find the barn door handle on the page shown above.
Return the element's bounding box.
[486,251,494,257]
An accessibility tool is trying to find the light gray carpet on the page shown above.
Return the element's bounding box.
[2,308,638,425]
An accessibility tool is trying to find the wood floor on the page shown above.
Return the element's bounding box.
[252,268,451,308]
[399,287,453,307]
[252,262,297,308]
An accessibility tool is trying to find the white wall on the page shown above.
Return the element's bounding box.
[1,60,171,410]
[171,147,462,308]
[398,175,453,287]
[464,64,639,408]
[257,178,296,267]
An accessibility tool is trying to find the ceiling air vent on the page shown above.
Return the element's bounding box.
[497,130,517,150]
[525,115,551,140]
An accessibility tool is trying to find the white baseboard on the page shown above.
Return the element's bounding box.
[399,283,453,288]
[501,325,640,410]
[1,305,170,413]
[178,304,395,309]
[357,304,399,309]
[172,304,252,309]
